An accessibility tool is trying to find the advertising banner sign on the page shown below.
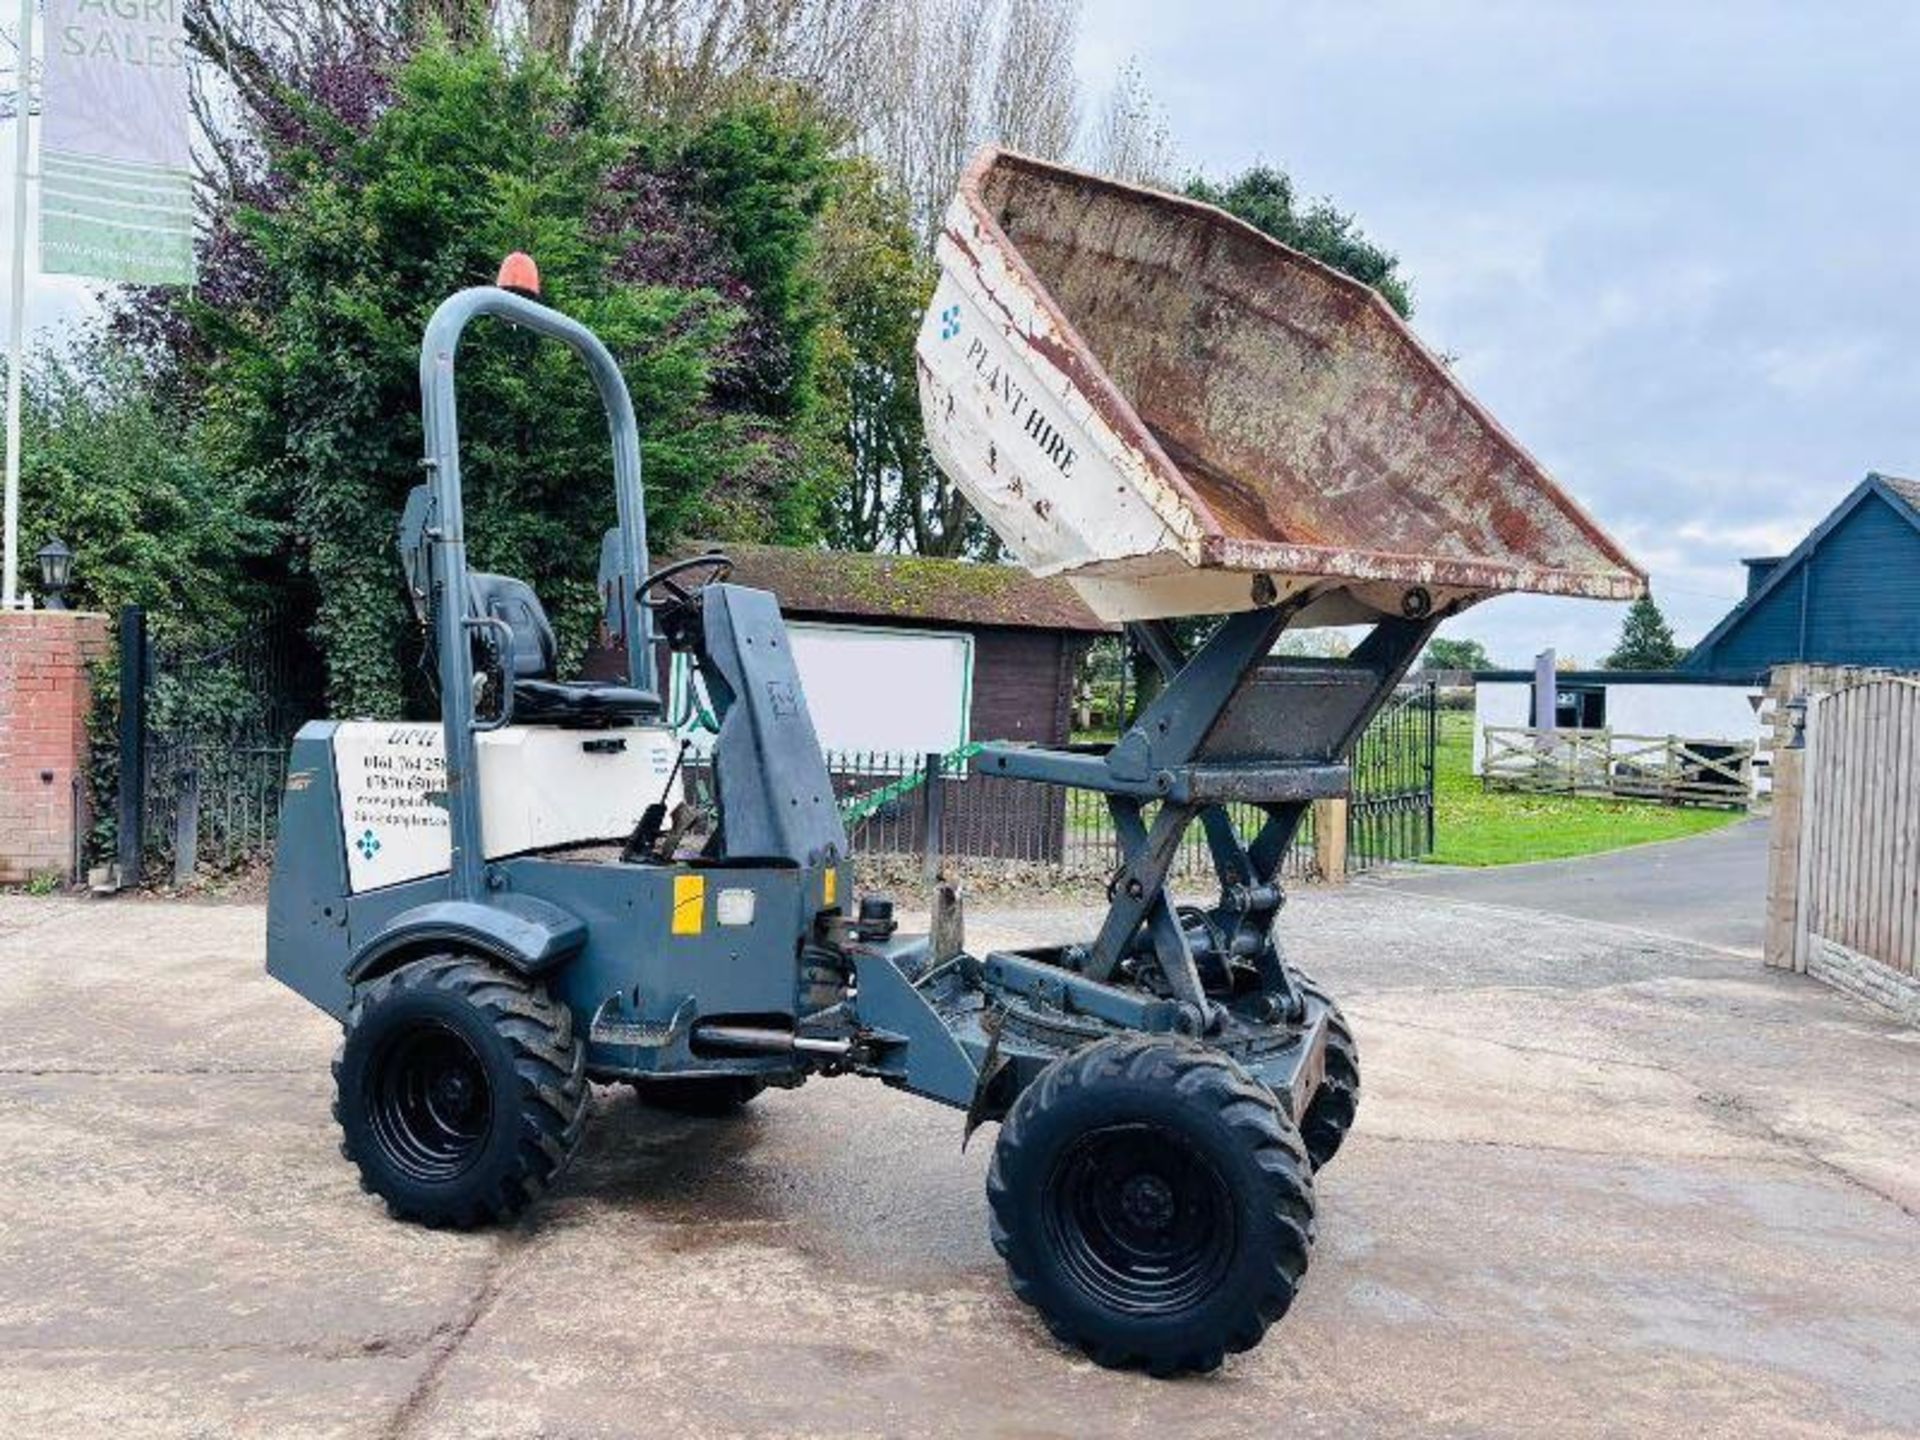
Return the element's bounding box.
[42,0,195,284]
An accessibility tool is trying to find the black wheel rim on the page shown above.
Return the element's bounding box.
[366,1020,494,1183]
[1043,1122,1236,1317]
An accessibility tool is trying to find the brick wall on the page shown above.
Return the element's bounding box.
[0,611,111,884]
[1807,935,1920,1025]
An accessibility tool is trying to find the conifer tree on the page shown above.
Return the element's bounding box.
[1605,594,1685,669]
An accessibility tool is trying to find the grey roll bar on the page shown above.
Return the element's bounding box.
[418,284,657,901]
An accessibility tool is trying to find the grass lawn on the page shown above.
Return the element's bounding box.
[1426,710,1743,867]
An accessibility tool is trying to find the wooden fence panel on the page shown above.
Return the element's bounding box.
[1480,726,1754,808]
[1783,677,1920,1016]
[1899,682,1912,961]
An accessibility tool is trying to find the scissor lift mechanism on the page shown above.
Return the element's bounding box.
[979,607,1432,1026]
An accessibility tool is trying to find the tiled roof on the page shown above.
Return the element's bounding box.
[1879,474,1920,513]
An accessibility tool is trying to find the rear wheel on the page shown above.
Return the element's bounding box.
[334,955,587,1228]
[987,1036,1315,1375]
[630,1074,766,1116]
[1290,966,1359,1171]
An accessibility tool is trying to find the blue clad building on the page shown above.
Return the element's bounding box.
[1684,473,1920,676]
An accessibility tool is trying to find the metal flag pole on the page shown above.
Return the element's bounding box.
[1,0,30,609]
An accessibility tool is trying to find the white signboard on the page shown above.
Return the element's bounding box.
[334,723,680,893]
[673,622,973,760]
[43,0,196,283]
[334,724,452,893]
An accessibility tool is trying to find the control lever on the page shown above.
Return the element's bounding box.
[622,739,690,863]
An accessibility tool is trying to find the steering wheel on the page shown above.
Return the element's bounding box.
[638,552,734,613]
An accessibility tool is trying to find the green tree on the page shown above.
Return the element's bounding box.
[16,344,264,643]
[168,43,840,716]
[1421,637,1494,672]
[811,161,931,553]
[1604,594,1685,670]
[808,158,1000,557]
[1186,167,1413,318]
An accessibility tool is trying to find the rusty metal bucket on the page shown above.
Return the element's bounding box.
[916,148,1644,624]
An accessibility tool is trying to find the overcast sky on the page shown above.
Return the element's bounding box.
[1078,0,1919,667]
[7,5,1916,668]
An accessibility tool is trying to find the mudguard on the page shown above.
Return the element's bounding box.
[346,894,588,985]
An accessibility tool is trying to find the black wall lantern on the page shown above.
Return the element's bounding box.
[36,537,73,610]
[1783,692,1809,752]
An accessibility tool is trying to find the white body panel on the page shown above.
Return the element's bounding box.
[334,722,679,894]
[917,262,1193,586]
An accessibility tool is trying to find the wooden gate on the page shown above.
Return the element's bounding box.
[1775,676,1920,1016]
[1481,725,1754,806]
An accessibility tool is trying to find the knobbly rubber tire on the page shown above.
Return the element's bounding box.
[334,954,588,1229]
[1290,966,1360,1172]
[986,1035,1316,1375]
[629,1075,766,1116]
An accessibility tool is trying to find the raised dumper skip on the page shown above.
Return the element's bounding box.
[265,154,1640,1375]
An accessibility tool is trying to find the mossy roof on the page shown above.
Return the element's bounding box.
[669,543,1114,633]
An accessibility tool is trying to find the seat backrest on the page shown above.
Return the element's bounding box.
[468,572,557,681]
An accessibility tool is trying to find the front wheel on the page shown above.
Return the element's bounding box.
[333,955,588,1228]
[986,1036,1316,1375]
[1289,966,1359,1171]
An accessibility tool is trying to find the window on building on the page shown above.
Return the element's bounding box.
[1554,685,1607,730]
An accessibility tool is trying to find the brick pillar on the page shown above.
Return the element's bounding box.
[1761,665,1806,970]
[0,610,112,884]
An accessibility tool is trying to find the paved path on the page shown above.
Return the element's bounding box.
[1377,817,1771,954]
[2,886,1917,1438]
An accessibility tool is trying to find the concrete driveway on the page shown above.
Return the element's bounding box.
[1378,817,1771,954]
[2,885,1917,1438]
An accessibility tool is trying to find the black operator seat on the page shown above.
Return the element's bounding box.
[466,572,655,726]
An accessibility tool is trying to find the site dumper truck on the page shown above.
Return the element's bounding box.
[266,150,1641,1374]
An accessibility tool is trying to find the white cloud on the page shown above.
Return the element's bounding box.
[1751,339,1878,399]
[1078,0,1919,664]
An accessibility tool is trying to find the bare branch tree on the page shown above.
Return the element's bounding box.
[578,0,889,126]
[911,0,996,238]
[990,0,1077,160]
[523,0,586,63]
[1089,55,1175,185]
[186,0,1094,232]
[853,0,1085,247]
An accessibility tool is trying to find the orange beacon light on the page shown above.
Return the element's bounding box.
[497,251,541,297]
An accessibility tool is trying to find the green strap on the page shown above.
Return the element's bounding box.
[838,742,985,824]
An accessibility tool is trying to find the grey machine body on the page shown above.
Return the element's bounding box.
[265,281,1426,1377]
[266,285,1429,1117]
